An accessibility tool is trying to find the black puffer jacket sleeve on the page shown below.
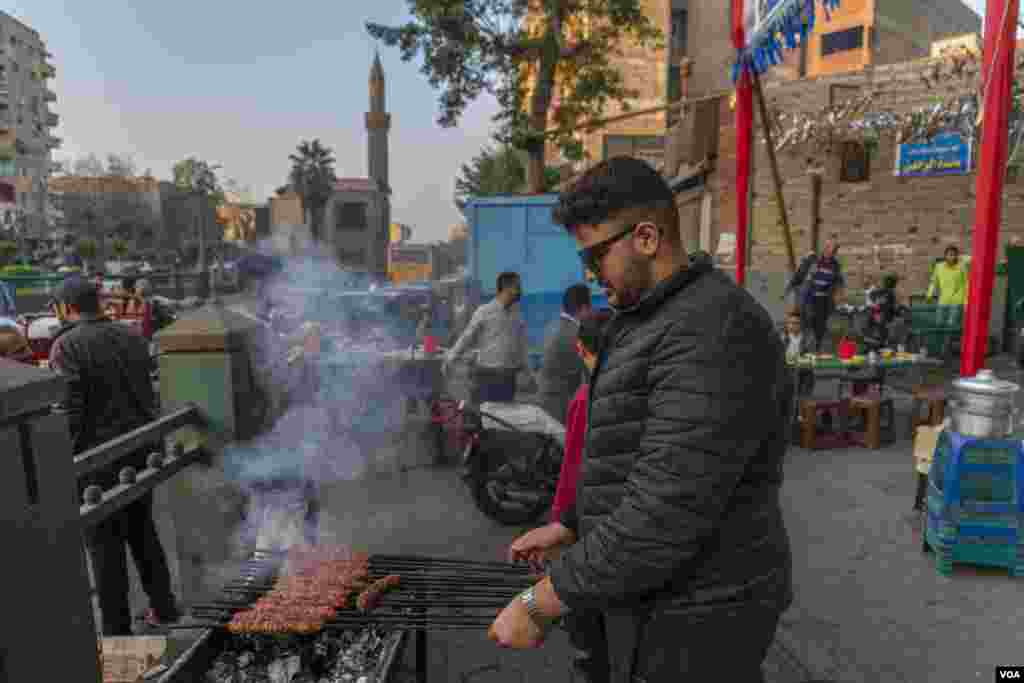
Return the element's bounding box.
[549,306,782,610]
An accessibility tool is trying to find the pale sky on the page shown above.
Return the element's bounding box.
[7,1,1009,243]
[9,2,501,243]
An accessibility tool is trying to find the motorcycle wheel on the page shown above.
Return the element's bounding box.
[466,438,554,526]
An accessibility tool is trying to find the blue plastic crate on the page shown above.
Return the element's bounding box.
[925,430,1024,576]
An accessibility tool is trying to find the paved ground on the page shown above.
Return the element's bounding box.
[127,299,1024,681]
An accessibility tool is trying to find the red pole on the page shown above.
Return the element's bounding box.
[961,0,1019,377]
[735,71,753,287]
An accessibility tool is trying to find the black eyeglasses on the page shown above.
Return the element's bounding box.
[577,224,639,278]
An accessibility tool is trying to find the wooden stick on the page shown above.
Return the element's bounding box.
[752,70,797,274]
[810,171,823,254]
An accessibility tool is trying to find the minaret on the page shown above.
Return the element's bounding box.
[366,51,391,278]
[367,51,390,193]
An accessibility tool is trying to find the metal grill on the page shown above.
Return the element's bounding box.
[186,551,537,631]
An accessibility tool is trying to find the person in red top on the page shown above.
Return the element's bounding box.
[549,310,610,523]
[532,309,612,683]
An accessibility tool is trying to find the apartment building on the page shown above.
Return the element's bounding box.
[562,0,979,172]
[776,0,981,79]
[0,11,60,240]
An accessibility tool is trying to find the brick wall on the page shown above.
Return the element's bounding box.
[740,57,1019,296]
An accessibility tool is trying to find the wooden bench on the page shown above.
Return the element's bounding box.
[849,393,896,450]
[799,399,851,450]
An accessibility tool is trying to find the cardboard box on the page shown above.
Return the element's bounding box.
[101,636,167,683]
[914,425,943,475]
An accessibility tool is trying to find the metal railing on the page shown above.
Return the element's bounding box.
[76,403,209,529]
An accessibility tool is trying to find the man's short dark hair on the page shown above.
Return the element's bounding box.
[496,271,520,293]
[945,245,959,257]
[55,276,101,314]
[122,276,137,292]
[552,157,677,238]
[563,284,592,316]
[577,309,612,356]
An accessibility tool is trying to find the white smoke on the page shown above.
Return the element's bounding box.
[219,246,429,553]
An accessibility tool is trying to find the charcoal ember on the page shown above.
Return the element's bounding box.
[205,657,239,683]
[238,669,271,683]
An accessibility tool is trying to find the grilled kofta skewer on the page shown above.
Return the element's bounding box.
[356,574,402,612]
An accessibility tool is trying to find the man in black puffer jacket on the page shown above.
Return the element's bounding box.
[492,157,793,683]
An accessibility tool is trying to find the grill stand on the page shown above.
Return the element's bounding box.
[416,607,429,683]
[0,359,101,682]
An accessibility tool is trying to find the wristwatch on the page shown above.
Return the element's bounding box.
[518,587,559,632]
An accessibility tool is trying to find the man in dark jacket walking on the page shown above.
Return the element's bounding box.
[49,276,180,635]
[492,157,793,683]
[537,283,592,424]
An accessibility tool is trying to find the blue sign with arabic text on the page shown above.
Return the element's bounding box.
[896,133,973,177]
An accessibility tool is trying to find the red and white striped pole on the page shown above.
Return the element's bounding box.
[961,0,1019,377]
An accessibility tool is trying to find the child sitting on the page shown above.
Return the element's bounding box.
[782,313,815,396]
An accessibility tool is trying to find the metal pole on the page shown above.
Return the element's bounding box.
[961,0,1019,377]
[752,70,797,274]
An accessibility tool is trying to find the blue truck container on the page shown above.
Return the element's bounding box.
[464,194,607,353]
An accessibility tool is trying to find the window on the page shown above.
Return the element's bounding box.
[603,135,665,168]
[670,9,688,57]
[822,26,864,56]
[839,141,870,183]
[667,65,682,127]
[336,202,367,231]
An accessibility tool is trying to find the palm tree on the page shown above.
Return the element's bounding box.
[288,139,337,244]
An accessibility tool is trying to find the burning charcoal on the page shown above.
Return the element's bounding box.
[205,659,238,683]
[267,654,302,683]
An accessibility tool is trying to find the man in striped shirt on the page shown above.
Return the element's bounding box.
[785,239,845,352]
[445,271,536,403]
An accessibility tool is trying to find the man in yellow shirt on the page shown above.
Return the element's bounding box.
[927,246,969,305]
[927,245,969,358]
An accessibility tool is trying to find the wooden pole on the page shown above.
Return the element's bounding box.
[809,171,822,254]
[752,70,797,274]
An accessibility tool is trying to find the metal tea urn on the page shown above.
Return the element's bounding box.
[949,369,1020,439]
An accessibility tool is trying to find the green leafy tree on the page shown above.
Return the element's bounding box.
[76,238,98,271]
[0,240,18,266]
[173,158,225,272]
[288,139,337,244]
[455,144,560,207]
[368,0,660,192]
[111,238,129,261]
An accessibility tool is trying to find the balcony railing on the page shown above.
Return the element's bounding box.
[46,111,59,127]
[43,89,57,102]
[47,135,62,149]
[76,404,209,528]
[43,63,56,78]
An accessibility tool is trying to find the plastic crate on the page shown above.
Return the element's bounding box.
[925,430,1024,577]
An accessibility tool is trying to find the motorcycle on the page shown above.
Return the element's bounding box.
[440,399,564,525]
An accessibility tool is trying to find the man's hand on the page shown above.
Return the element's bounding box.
[488,594,546,649]
[509,522,576,567]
